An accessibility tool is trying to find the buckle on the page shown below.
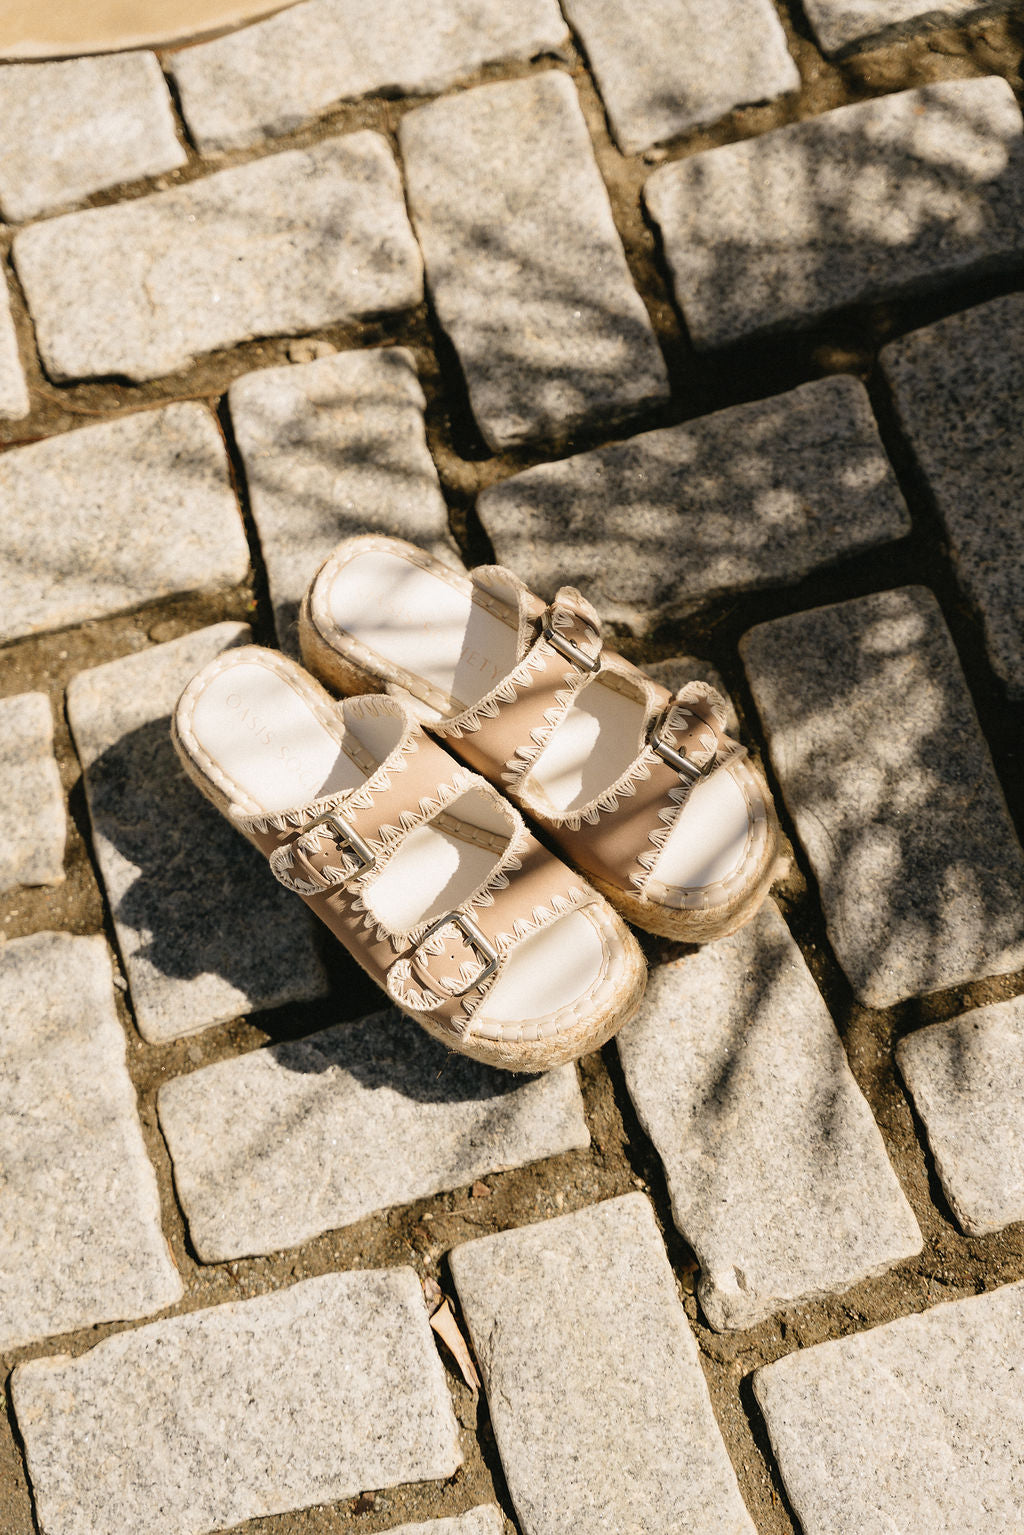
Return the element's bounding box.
[648,712,714,788]
[413,910,499,997]
[542,622,601,673]
[301,810,376,883]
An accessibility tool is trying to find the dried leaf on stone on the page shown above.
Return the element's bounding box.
[430,1298,481,1391]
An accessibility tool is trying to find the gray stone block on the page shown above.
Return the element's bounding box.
[12,1268,463,1535]
[159,1004,589,1261]
[0,275,29,419]
[898,996,1024,1236]
[400,72,669,451]
[67,623,328,1043]
[882,293,1024,698]
[645,656,739,734]
[803,0,1017,54]
[645,77,1024,350]
[170,0,569,153]
[741,587,1024,1007]
[385,1514,504,1535]
[562,0,798,154]
[0,53,185,223]
[0,932,182,1352]
[450,1194,756,1535]
[479,376,908,630]
[618,903,922,1331]
[0,692,66,893]
[754,1281,1024,1535]
[229,347,458,653]
[0,404,249,644]
[14,133,422,383]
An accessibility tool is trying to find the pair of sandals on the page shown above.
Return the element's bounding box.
[173,536,780,1072]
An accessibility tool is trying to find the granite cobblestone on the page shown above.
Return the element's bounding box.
[645,77,1024,349]
[400,71,669,450]
[14,134,422,382]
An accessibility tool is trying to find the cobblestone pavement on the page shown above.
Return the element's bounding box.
[2,4,1024,1534]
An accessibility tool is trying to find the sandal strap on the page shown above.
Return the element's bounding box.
[236,696,591,1030]
[556,682,745,896]
[435,585,603,789]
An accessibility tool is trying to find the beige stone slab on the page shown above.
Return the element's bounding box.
[14,133,422,383]
[618,903,922,1330]
[171,0,569,152]
[882,293,1024,698]
[754,1281,1024,1535]
[13,1269,462,1535]
[645,77,1024,349]
[741,587,1024,1006]
[898,996,1024,1235]
[0,53,185,222]
[0,692,65,893]
[0,271,29,419]
[451,1194,756,1535]
[0,932,182,1352]
[159,1003,589,1259]
[0,405,249,644]
[478,376,909,630]
[229,347,458,653]
[400,71,669,451]
[67,623,328,1042]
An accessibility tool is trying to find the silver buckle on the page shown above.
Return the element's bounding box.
[542,623,601,673]
[414,910,499,997]
[302,810,375,882]
[649,714,713,788]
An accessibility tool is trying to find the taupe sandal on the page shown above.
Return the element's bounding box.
[299,536,781,943]
[172,645,646,1071]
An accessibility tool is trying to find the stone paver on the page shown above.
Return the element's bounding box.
[898,996,1024,1236]
[741,587,1024,1007]
[0,276,29,419]
[753,1280,1024,1535]
[386,1514,504,1535]
[479,376,908,629]
[803,0,1015,54]
[0,405,249,644]
[645,77,1024,350]
[882,293,1024,698]
[619,903,921,1330]
[12,1269,462,1535]
[0,693,65,893]
[450,1194,756,1535]
[170,0,569,152]
[159,1004,589,1261]
[66,623,328,1044]
[0,54,185,223]
[646,656,739,733]
[14,134,422,383]
[561,0,798,154]
[0,932,182,1353]
[229,347,458,653]
[400,71,669,451]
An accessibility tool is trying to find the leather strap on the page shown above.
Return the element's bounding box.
[556,685,744,894]
[436,586,603,789]
[236,697,592,1031]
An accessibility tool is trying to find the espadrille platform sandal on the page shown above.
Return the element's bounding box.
[299,537,781,944]
[172,645,646,1070]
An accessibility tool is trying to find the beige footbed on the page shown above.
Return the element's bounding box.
[172,645,647,1071]
[300,539,782,943]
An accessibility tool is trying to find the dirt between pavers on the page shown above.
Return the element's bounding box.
[2,7,1024,1535]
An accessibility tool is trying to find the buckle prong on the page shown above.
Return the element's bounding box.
[302,810,376,882]
[542,623,600,673]
[415,910,498,997]
[649,714,713,788]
